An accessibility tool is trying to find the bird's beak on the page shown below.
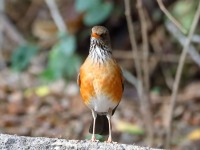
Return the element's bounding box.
[91,33,101,39]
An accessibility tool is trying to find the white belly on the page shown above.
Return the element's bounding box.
[88,95,118,113]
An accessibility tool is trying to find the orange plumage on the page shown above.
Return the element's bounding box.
[79,57,123,105]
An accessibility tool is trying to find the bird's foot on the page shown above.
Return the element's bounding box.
[90,136,99,142]
[105,140,117,144]
[105,137,113,143]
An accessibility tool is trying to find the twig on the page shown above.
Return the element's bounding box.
[136,0,154,144]
[113,50,193,63]
[0,0,5,69]
[166,1,200,148]
[136,0,150,93]
[0,0,26,45]
[18,0,44,30]
[122,68,138,89]
[192,34,200,43]
[0,14,26,45]
[45,0,67,33]
[157,0,187,34]
[0,0,5,12]
[124,0,153,145]
[165,21,200,67]
[124,0,143,97]
[124,0,142,80]
[150,37,174,90]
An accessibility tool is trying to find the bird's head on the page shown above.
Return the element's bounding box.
[91,26,111,49]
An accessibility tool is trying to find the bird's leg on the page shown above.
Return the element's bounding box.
[106,109,113,143]
[91,109,97,142]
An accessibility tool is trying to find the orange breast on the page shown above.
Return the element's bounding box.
[79,57,123,106]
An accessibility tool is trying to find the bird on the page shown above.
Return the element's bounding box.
[77,26,124,142]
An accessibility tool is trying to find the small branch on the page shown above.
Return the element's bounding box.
[122,68,139,89]
[136,0,150,93]
[113,50,193,63]
[0,0,25,45]
[0,0,5,12]
[0,0,5,69]
[124,0,143,102]
[165,21,200,67]
[18,0,44,29]
[166,1,200,148]
[45,0,67,33]
[136,0,154,145]
[124,0,153,145]
[192,34,200,43]
[157,0,187,34]
[0,14,26,45]
[124,0,142,81]
[150,36,174,90]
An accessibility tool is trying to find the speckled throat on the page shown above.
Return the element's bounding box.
[89,37,112,64]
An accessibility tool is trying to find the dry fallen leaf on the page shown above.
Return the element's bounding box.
[187,129,200,141]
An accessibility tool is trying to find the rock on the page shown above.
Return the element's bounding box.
[0,134,162,150]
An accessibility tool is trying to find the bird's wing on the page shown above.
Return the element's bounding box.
[121,69,124,92]
[112,67,124,115]
[77,73,81,86]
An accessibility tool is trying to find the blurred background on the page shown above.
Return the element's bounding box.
[0,0,200,149]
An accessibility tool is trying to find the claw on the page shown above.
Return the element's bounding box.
[91,136,96,142]
[90,136,99,142]
[105,137,112,143]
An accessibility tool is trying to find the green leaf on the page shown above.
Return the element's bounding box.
[75,0,101,12]
[63,54,81,78]
[42,54,81,81]
[85,134,105,142]
[41,67,65,81]
[84,2,113,26]
[42,49,64,80]
[11,43,39,71]
[170,0,198,32]
[57,33,76,56]
[41,33,81,81]
[152,86,161,94]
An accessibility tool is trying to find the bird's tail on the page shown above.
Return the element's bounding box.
[89,114,109,135]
